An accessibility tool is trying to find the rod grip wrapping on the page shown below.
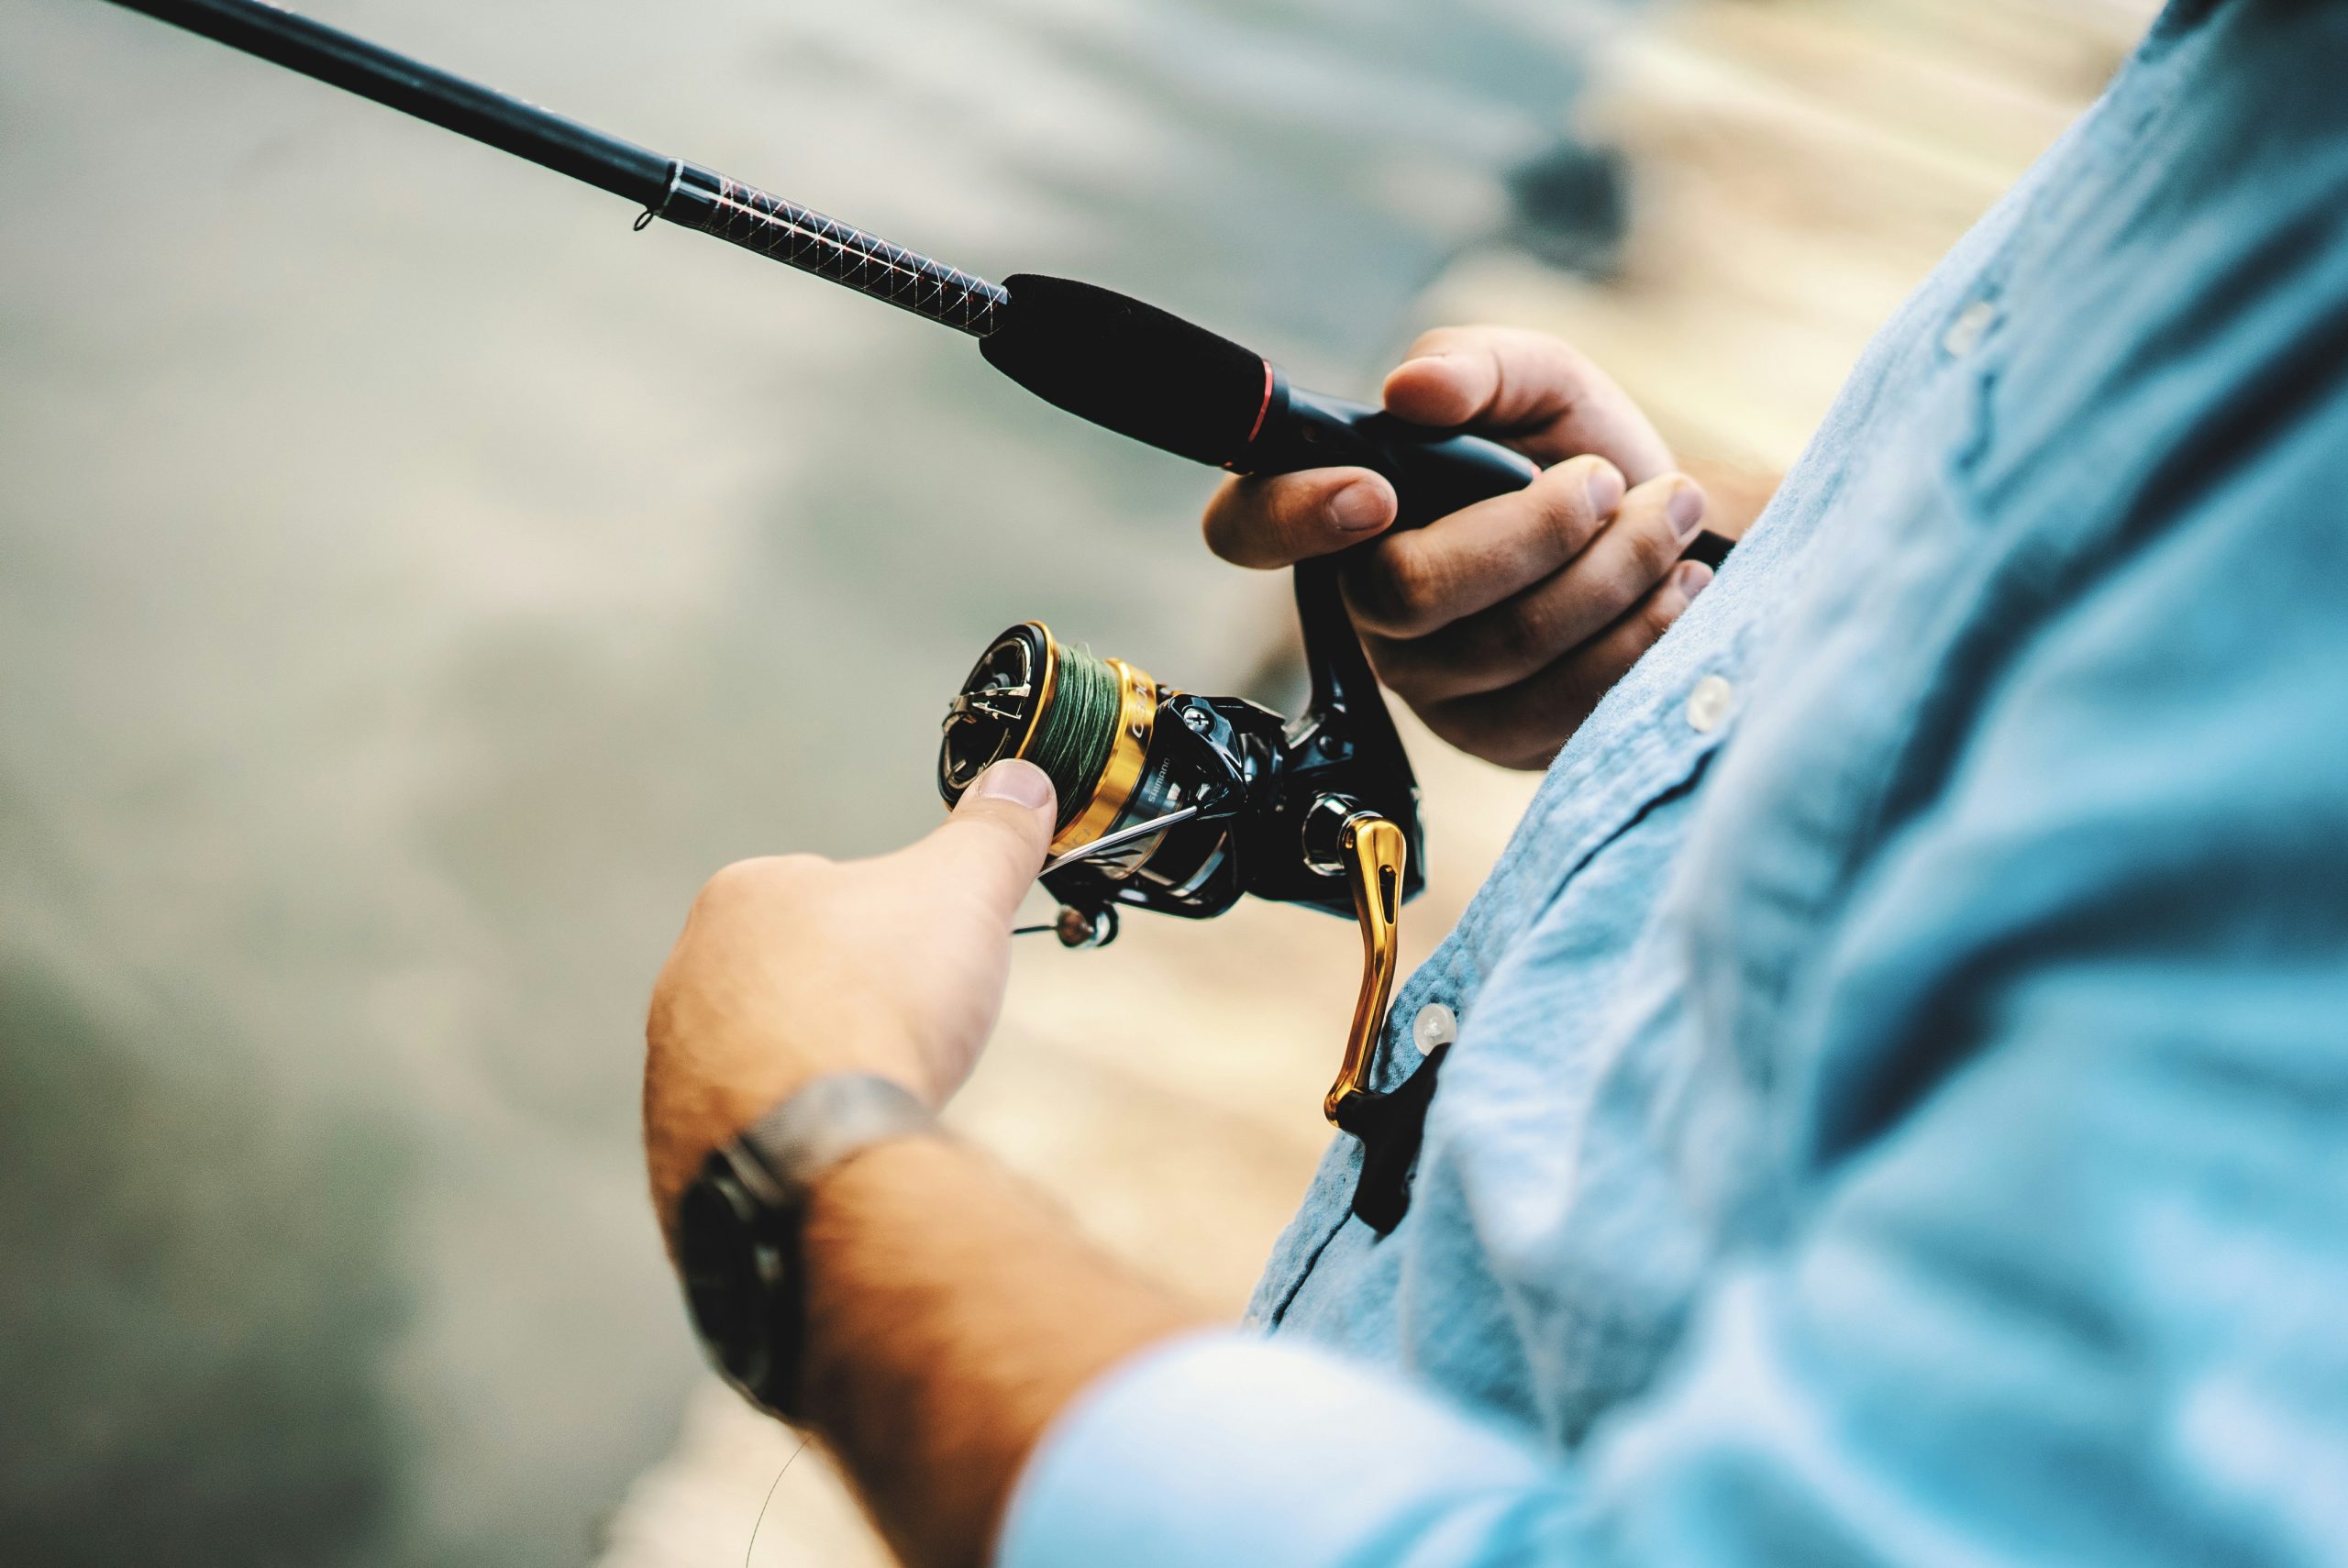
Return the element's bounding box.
[659,163,1007,336]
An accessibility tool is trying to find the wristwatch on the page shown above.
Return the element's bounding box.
[675,1071,938,1420]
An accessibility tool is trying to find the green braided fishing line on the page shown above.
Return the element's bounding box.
[1028,641,1119,831]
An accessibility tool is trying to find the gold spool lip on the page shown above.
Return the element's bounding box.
[1047,655,1157,855]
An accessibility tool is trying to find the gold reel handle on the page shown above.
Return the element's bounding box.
[1322,813,1407,1125]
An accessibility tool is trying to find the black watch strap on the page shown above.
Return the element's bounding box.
[679,1072,937,1421]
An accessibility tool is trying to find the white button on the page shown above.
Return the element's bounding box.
[1686,674,1735,734]
[1941,298,1999,359]
[1412,1002,1457,1054]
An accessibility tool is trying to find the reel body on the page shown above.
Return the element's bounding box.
[938,562,1425,1153]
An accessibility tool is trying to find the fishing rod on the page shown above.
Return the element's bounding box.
[105,0,1735,556]
[106,0,1733,1228]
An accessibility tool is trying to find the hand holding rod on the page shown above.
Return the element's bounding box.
[979,273,1736,561]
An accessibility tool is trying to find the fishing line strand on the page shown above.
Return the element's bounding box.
[743,1437,811,1567]
[1028,642,1120,832]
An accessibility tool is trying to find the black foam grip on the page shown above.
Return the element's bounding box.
[980,274,1269,467]
[1241,387,1539,529]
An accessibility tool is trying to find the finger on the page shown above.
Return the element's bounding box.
[1381,326,1674,480]
[1202,468,1397,569]
[1340,454,1626,641]
[1425,557,1715,770]
[916,760,1058,921]
[1365,472,1708,704]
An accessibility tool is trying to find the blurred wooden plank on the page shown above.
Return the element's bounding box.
[1427,0,2156,484]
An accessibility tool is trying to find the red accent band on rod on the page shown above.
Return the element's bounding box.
[1244,359,1276,445]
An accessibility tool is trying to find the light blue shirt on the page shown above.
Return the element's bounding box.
[999,3,2348,1563]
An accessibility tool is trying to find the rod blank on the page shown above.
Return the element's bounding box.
[111,0,673,203]
[106,0,1009,335]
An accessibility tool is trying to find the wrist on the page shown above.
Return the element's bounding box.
[674,1071,944,1421]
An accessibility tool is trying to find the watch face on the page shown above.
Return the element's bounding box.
[678,1169,788,1397]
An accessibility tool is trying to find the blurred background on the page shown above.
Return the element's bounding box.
[1,1,2154,1563]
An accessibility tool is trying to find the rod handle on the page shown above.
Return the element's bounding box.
[1241,383,1734,567]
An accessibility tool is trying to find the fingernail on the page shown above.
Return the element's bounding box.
[1674,559,1714,602]
[1585,461,1625,516]
[1667,481,1707,540]
[964,758,1053,812]
[1328,480,1391,534]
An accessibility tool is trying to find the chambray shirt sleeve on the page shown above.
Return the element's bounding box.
[996,364,2348,1563]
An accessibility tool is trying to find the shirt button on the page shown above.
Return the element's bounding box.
[1412,1002,1457,1054]
[1942,298,1999,358]
[1686,674,1735,734]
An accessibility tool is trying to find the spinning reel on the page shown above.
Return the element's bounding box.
[939,560,1423,1152]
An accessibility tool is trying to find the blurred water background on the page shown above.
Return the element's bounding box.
[0,2,2151,1564]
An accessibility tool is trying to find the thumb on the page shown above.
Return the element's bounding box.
[916,759,1058,919]
[1381,326,1673,478]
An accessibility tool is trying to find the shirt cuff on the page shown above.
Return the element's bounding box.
[995,1330,1582,1568]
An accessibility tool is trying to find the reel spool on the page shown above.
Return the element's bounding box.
[938,625,1169,865]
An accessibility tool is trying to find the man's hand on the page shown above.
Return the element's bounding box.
[642,758,1198,1568]
[642,760,1057,1238]
[1203,326,1715,770]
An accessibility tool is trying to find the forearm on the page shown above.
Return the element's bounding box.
[797,1133,1207,1568]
